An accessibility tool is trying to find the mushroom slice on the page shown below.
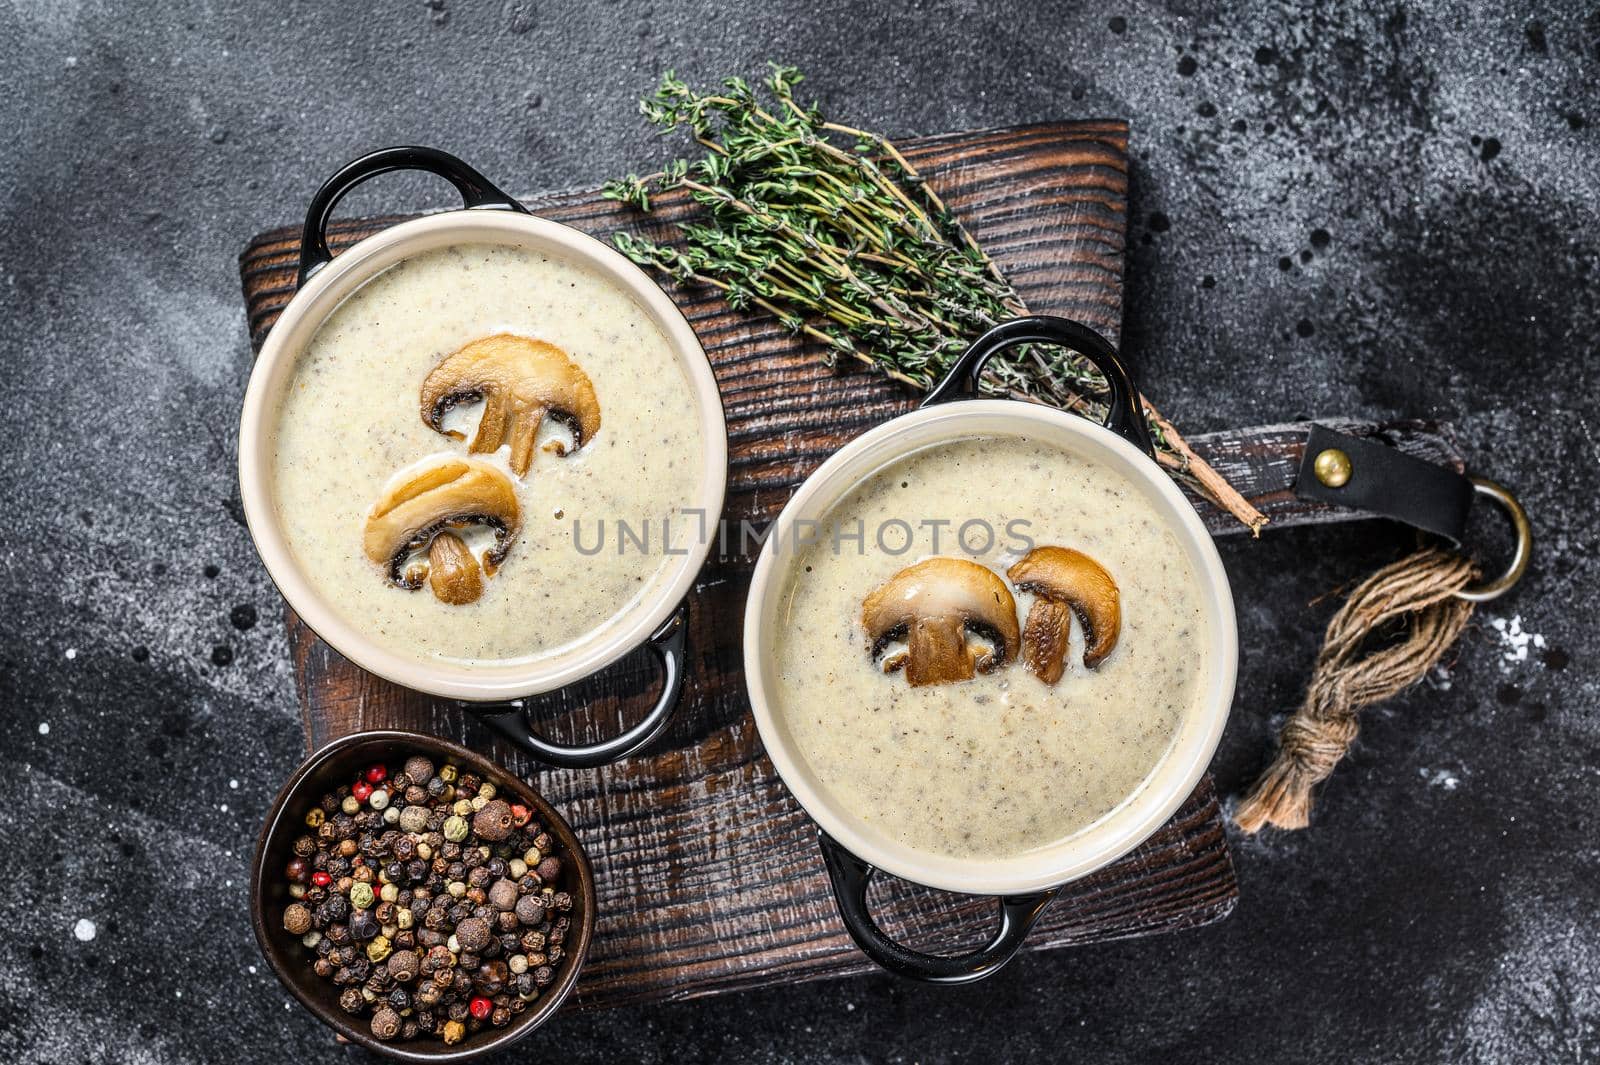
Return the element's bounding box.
[860,558,1021,687]
[420,333,602,478]
[1007,546,1121,682]
[362,458,521,605]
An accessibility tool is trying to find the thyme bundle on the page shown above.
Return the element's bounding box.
[603,66,1265,531]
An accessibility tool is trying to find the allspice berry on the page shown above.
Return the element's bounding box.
[472,799,515,842]
[454,916,492,953]
[370,1007,402,1041]
[283,903,312,936]
[403,756,435,784]
[513,895,546,926]
[487,878,519,912]
[386,949,420,983]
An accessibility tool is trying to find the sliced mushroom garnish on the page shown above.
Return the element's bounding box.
[420,333,601,477]
[362,458,520,606]
[1007,546,1121,682]
[861,557,1021,687]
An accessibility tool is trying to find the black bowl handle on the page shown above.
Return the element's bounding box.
[298,145,528,287]
[469,602,688,769]
[818,831,1060,985]
[922,315,1154,458]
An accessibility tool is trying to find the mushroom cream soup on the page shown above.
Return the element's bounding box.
[270,243,704,666]
[771,436,1209,859]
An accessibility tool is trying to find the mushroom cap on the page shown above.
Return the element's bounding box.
[861,557,1021,684]
[362,457,521,587]
[420,333,602,477]
[1007,546,1121,677]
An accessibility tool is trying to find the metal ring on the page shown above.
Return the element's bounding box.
[1454,476,1532,602]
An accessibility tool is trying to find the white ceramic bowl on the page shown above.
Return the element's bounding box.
[239,152,726,707]
[741,317,1236,981]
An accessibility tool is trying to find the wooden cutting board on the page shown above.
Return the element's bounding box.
[237,121,1463,1008]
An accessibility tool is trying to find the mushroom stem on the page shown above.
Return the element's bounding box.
[904,616,979,686]
[506,407,546,477]
[1020,598,1074,684]
[427,532,484,605]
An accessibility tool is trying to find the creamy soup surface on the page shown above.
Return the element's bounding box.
[271,243,704,666]
[772,436,1209,860]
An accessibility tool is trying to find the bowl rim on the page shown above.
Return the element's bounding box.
[741,399,1238,896]
[237,210,728,701]
[249,729,596,1062]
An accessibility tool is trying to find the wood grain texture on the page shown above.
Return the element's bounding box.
[239,121,1460,1008]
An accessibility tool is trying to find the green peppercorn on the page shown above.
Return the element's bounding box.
[396,908,415,930]
[366,935,393,963]
[380,883,399,904]
[350,882,375,910]
[399,805,430,833]
[478,782,497,800]
[442,1020,465,1045]
[508,858,528,879]
[341,795,361,815]
[442,815,469,842]
[439,764,458,784]
[305,808,325,829]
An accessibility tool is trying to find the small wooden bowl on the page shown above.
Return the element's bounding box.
[251,730,595,1061]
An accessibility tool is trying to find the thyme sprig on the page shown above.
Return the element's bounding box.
[604,66,1266,532]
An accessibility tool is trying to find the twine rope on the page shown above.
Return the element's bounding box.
[1234,547,1480,833]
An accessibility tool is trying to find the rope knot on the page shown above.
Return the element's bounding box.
[1233,548,1478,833]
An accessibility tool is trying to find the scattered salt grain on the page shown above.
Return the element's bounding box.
[37,722,49,735]
[229,779,239,789]
[65,648,77,660]
[1488,615,1543,671]
[1419,767,1461,790]
[73,918,96,942]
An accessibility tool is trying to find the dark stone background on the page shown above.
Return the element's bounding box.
[1,1,1594,1062]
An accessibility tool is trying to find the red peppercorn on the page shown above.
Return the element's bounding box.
[352,780,374,802]
[364,764,388,785]
[509,804,531,827]
[311,871,333,887]
[468,996,493,1021]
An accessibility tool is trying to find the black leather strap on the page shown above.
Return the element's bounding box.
[1294,425,1474,544]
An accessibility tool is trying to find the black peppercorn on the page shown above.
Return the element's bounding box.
[475,959,509,996]
[338,987,364,1014]
[325,923,352,947]
[533,965,554,988]
[349,910,379,941]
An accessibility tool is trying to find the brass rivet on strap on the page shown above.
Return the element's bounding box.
[1454,477,1532,602]
[1312,447,1353,488]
